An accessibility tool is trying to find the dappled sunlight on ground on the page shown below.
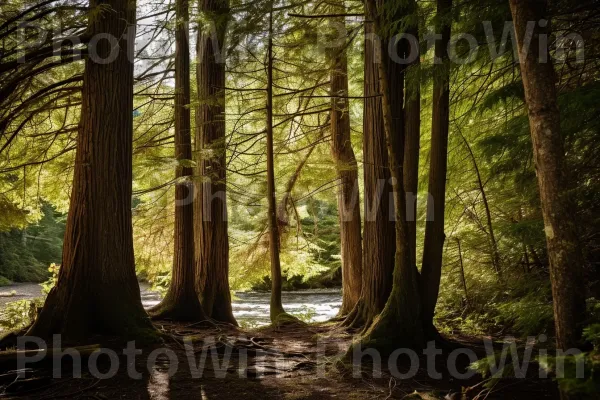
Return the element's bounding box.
[0,320,560,399]
[148,368,170,400]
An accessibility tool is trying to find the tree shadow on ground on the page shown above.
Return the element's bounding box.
[0,322,560,399]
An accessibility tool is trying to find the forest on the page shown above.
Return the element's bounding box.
[0,0,598,398]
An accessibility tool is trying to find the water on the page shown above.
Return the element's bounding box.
[1,283,342,326]
[142,285,342,326]
[0,283,44,307]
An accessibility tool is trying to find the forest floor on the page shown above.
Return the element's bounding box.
[0,321,559,399]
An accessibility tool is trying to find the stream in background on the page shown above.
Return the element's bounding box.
[0,282,342,327]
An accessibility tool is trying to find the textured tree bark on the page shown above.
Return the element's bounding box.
[509,0,585,351]
[329,12,362,317]
[342,1,395,330]
[195,0,237,325]
[421,0,451,336]
[150,0,205,321]
[27,0,156,342]
[353,0,424,352]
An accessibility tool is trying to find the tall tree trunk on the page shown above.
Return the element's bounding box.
[509,0,585,350]
[403,1,421,271]
[329,12,362,317]
[195,0,236,325]
[150,0,205,321]
[342,0,395,330]
[351,0,423,352]
[28,0,156,341]
[265,4,296,324]
[420,0,451,336]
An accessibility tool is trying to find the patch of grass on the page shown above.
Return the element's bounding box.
[0,276,12,286]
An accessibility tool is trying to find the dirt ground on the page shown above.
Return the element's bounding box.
[0,321,559,399]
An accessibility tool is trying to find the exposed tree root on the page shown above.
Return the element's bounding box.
[340,301,359,327]
[0,345,100,371]
[148,297,206,323]
[340,299,374,333]
[1,321,558,399]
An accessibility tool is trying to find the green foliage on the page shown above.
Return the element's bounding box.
[550,306,600,397]
[238,319,262,330]
[469,350,516,381]
[0,299,42,332]
[435,237,554,337]
[41,263,60,295]
[0,203,64,284]
[469,309,600,398]
[289,305,317,323]
[227,196,342,291]
[551,353,599,398]
[0,196,28,231]
[583,323,600,347]
[0,0,598,348]
[495,294,554,337]
[148,273,170,296]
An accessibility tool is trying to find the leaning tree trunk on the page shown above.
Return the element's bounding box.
[350,0,423,353]
[342,2,396,330]
[27,0,156,342]
[329,12,362,317]
[150,0,205,321]
[195,0,237,325]
[458,130,503,280]
[420,0,451,337]
[509,0,585,351]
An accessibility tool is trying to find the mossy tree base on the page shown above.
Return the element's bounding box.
[270,308,305,328]
[343,312,424,364]
[270,304,306,327]
[343,253,425,361]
